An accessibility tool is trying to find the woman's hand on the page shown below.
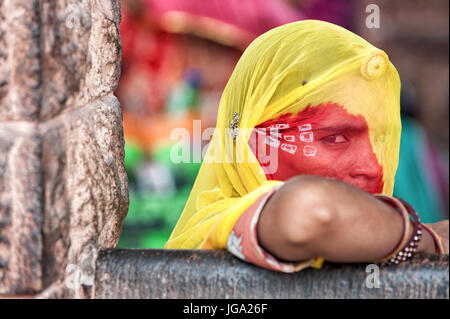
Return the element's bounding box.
[424,220,449,254]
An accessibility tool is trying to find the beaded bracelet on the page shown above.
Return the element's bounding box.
[374,195,422,265]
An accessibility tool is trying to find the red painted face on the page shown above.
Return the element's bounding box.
[249,103,384,194]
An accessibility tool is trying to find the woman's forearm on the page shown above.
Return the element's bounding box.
[257,175,435,263]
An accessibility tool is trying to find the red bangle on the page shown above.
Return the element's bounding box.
[392,198,423,263]
[421,223,445,254]
[374,195,410,261]
[374,195,422,265]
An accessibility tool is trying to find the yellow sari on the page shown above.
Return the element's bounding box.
[164,20,401,265]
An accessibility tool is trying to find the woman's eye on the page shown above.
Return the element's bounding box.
[321,134,348,144]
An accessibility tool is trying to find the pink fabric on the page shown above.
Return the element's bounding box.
[142,0,304,40]
[226,187,317,273]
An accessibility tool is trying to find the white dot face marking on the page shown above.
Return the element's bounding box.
[298,124,312,131]
[299,132,314,142]
[265,135,280,148]
[256,128,266,135]
[283,135,295,142]
[269,131,282,139]
[303,145,317,157]
[281,143,297,154]
[270,123,290,130]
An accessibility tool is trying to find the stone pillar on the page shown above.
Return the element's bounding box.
[0,0,128,298]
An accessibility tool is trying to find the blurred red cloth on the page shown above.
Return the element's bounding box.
[142,0,304,44]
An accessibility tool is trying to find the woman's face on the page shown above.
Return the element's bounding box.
[250,103,384,194]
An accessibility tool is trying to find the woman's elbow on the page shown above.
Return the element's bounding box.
[267,175,336,246]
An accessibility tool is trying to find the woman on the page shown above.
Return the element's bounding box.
[164,20,448,272]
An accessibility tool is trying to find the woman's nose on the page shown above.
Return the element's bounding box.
[350,163,382,181]
[349,142,383,181]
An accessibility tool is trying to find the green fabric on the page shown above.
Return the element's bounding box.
[393,117,446,223]
[119,141,202,249]
[124,141,145,174]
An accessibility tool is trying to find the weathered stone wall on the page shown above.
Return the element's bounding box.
[0,0,128,298]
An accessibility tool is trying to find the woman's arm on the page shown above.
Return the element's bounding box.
[257,175,442,263]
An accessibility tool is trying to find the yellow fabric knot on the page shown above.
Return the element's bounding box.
[361,51,389,80]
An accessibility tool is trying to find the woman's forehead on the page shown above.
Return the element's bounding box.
[258,102,370,132]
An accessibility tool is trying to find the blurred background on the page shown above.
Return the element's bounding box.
[116,0,449,249]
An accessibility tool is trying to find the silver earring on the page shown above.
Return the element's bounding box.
[230,112,239,141]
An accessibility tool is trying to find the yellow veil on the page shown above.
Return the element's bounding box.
[164,20,401,252]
